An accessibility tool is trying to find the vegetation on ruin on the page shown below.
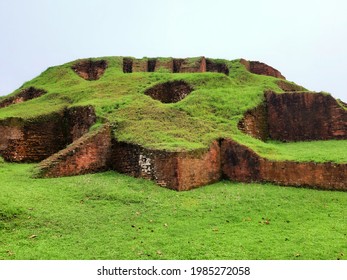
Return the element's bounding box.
[0,56,346,163]
[0,163,346,260]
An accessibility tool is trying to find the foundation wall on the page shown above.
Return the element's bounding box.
[267,92,347,141]
[37,125,112,177]
[0,106,96,162]
[221,139,347,191]
[111,140,221,191]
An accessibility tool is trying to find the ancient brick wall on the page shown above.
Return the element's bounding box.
[0,106,96,162]
[37,124,112,177]
[112,140,221,191]
[238,104,268,141]
[266,91,347,141]
[238,92,347,141]
[206,59,229,75]
[175,140,221,191]
[178,57,206,73]
[240,59,285,79]
[0,87,47,108]
[221,139,262,182]
[64,106,96,141]
[122,57,227,74]
[123,58,133,73]
[154,59,174,72]
[260,160,347,191]
[0,113,68,162]
[221,139,347,191]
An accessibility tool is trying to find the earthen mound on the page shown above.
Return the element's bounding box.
[72,59,108,80]
[0,87,47,109]
[144,81,193,103]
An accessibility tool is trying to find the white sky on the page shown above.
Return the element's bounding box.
[0,0,346,101]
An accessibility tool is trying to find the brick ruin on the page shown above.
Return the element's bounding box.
[0,87,47,108]
[221,139,346,191]
[35,124,346,191]
[33,90,346,191]
[0,58,346,191]
[0,106,96,162]
[144,81,193,103]
[122,56,229,75]
[240,59,285,79]
[239,91,347,141]
[71,59,108,80]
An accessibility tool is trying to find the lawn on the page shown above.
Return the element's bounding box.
[1,162,346,260]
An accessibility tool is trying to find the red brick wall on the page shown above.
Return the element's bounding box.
[238,104,268,141]
[37,125,112,177]
[111,140,221,191]
[0,114,68,162]
[221,139,347,191]
[267,91,347,141]
[0,106,96,162]
[240,59,285,79]
[123,57,227,74]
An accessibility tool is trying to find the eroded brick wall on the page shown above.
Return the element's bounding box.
[176,140,221,191]
[0,114,68,162]
[240,59,285,79]
[112,140,221,191]
[238,92,347,141]
[37,125,112,177]
[0,106,96,162]
[267,91,347,141]
[221,139,347,191]
[206,59,229,75]
[64,106,96,141]
[238,104,268,141]
[123,57,228,74]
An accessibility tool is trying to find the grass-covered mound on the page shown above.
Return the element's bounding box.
[0,56,346,163]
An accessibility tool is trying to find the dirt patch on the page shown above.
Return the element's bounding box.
[72,59,108,80]
[0,87,47,109]
[144,81,193,103]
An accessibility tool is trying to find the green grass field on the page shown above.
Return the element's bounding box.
[0,162,346,260]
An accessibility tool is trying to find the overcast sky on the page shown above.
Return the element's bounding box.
[0,0,346,101]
